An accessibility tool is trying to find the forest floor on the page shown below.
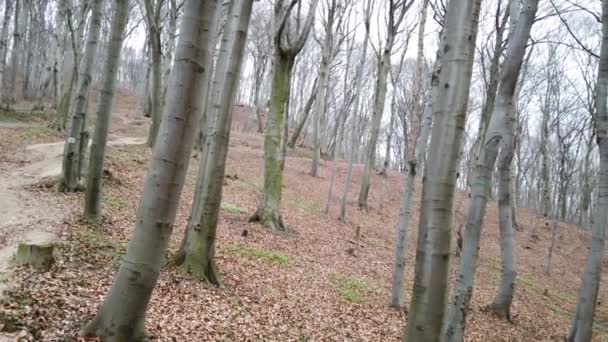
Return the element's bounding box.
[1,95,608,341]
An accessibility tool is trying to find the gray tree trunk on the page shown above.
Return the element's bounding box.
[144,0,164,148]
[61,0,104,192]
[81,0,219,339]
[2,0,21,108]
[389,0,430,310]
[175,0,252,286]
[83,0,130,223]
[568,0,608,339]
[338,0,372,223]
[0,0,12,76]
[288,75,319,148]
[402,0,483,338]
[443,0,538,340]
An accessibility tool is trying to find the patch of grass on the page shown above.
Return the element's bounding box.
[285,193,320,214]
[104,193,130,210]
[221,201,247,214]
[23,126,58,140]
[234,178,262,194]
[0,109,53,123]
[329,273,370,303]
[226,244,290,266]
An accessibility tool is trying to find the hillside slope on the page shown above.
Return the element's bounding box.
[0,121,607,341]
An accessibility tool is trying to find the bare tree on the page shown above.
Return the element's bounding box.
[250,0,319,232]
[568,0,608,339]
[403,0,483,338]
[81,0,220,339]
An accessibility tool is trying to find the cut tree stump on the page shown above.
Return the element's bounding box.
[14,243,55,271]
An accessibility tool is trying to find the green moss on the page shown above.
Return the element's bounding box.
[226,244,290,266]
[0,109,54,123]
[329,273,370,303]
[220,201,247,214]
[104,193,129,209]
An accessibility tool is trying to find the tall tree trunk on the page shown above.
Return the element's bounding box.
[443,0,537,340]
[568,0,608,339]
[389,0,430,310]
[175,0,252,286]
[581,140,594,228]
[0,0,12,76]
[2,0,21,108]
[288,75,319,148]
[144,0,163,148]
[311,61,328,176]
[61,0,104,192]
[251,0,319,231]
[338,0,371,223]
[81,0,219,339]
[403,0,482,338]
[358,52,390,210]
[83,0,130,223]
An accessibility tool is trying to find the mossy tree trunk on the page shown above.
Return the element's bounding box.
[251,0,319,232]
[81,0,219,340]
[176,0,252,286]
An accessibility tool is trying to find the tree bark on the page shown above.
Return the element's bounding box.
[83,0,130,223]
[389,0,430,310]
[81,0,219,339]
[2,0,21,108]
[443,0,538,340]
[402,0,482,338]
[568,0,608,339]
[176,0,252,286]
[0,0,12,76]
[61,0,104,192]
[288,75,319,148]
[144,0,164,148]
[251,0,319,232]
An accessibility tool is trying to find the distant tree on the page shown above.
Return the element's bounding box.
[250,0,319,232]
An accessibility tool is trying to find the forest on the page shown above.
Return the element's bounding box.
[0,0,606,340]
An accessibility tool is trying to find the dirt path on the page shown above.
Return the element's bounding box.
[0,135,146,297]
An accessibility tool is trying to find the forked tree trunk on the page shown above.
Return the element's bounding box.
[568,1,608,339]
[444,0,538,340]
[81,0,219,339]
[251,0,319,232]
[83,0,130,223]
[403,0,482,338]
[60,0,104,192]
[251,53,294,231]
[175,0,252,286]
[389,0,430,310]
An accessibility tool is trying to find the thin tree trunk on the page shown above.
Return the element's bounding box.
[176,0,252,285]
[380,109,395,175]
[145,0,163,148]
[288,75,319,148]
[83,0,130,223]
[403,0,482,338]
[443,0,538,340]
[61,0,104,192]
[338,0,371,223]
[389,0,430,310]
[568,0,608,338]
[81,0,219,339]
[0,0,12,76]
[2,0,21,108]
[358,52,390,210]
[311,62,327,176]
